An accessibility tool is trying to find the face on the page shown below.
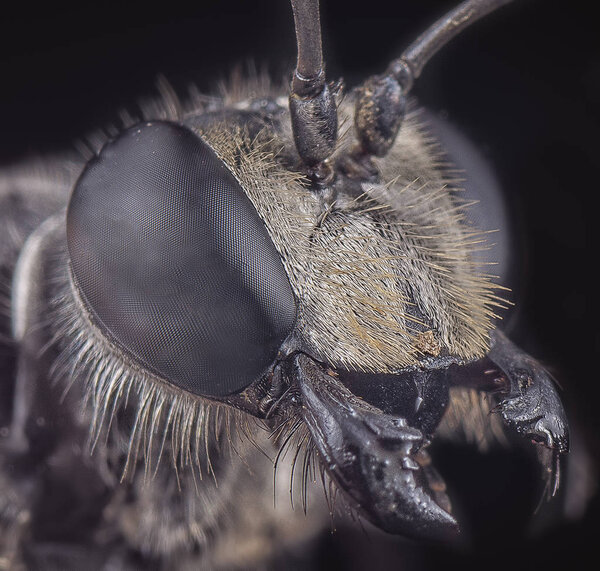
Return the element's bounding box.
[0,0,596,568]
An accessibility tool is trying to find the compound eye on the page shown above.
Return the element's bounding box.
[66,121,297,397]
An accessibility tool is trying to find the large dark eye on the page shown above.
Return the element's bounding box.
[66,121,297,397]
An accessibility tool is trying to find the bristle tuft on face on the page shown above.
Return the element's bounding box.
[437,387,508,451]
[199,104,505,372]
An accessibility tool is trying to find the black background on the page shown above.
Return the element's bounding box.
[1,1,597,569]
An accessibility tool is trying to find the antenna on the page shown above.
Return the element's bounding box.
[289,0,338,179]
[354,0,515,160]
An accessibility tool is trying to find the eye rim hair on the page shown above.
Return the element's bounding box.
[65,120,298,400]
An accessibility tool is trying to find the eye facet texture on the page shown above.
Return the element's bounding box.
[67,121,296,397]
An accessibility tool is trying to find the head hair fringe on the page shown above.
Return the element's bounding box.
[47,242,339,513]
[47,250,257,486]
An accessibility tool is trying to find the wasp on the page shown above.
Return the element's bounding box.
[1,0,590,569]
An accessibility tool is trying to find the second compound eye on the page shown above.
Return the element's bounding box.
[66,121,297,397]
